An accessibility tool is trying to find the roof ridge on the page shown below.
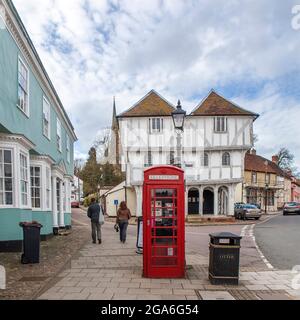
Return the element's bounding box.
[191,90,259,118]
[117,89,176,118]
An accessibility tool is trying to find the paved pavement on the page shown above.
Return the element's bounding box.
[37,212,300,300]
[255,213,300,270]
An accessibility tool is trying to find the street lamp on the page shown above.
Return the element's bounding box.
[172,100,186,131]
[171,100,186,168]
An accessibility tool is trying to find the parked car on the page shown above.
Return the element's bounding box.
[249,203,261,209]
[283,202,300,215]
[234,203,262,220]
[71,200,80,208]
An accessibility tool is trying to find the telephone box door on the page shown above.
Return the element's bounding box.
[143,167,185,278]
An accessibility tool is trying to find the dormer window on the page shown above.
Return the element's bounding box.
[214,117,227,133]
[150,118,163,133]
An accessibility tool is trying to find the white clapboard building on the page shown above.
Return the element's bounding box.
[116,89,258,217]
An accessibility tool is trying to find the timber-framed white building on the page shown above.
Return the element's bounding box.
[115,89,258,217]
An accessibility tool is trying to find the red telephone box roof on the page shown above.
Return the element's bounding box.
[144,165,184,183]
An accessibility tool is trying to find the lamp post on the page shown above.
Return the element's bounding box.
[171,100,186,168]
[264,160,268,214]
[97,174,103,203]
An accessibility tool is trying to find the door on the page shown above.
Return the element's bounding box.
[145,186,182,277]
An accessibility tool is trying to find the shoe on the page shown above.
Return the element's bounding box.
[92,241,96,244]
[98,239,101,244]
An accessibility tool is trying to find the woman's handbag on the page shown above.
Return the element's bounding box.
[114,224,119,232]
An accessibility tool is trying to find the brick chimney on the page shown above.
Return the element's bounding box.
[251,148,256,155]
[272,155,279,164]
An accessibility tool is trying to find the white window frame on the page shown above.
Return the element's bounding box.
[214,117,227,133]
[222,152,231,166]
[20,152,29,207]
[56,118,62,152]
[17,57,30,117]
[0,149,14,206]
[66,135,70,163]
[150,118,163,133]
[46,167,51,210]
[43,96,51,140]
[30,165,42,209]
[201,152,209,167]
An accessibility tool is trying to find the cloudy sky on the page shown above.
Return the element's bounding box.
[12,0,300,169]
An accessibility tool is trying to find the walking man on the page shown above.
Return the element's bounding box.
[87,198,103,244]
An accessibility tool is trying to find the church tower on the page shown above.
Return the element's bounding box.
[111,96,120,165]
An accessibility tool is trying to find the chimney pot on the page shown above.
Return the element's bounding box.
[272,155,279,164]
[251,149,256,155]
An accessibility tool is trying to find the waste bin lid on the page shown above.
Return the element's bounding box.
[19,221,43,228]
[209,232,242,240]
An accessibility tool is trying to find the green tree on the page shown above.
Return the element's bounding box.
[80,147,102,196]
[101,162,124,186]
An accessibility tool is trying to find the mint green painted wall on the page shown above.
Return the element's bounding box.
[0,208,32,240]
[32,211,53,235]
[64,212,72,226]
[0,26,74,175]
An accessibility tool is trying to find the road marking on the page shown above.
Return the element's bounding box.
[249,224,274,270]
[240,225,248,237]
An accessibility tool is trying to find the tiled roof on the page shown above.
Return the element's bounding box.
[118,90,175,117]
[245,153,288,177]
[191,90,258,117]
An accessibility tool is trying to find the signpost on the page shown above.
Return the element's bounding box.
[114,199,119,216]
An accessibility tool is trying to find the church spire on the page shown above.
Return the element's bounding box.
[112,96,119,130]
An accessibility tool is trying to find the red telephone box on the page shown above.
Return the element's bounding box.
[143,166,185,278]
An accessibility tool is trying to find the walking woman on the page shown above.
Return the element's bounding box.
[116,201,131,243]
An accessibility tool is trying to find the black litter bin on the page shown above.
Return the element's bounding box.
[209,232,242,285]
[19,221,42,264]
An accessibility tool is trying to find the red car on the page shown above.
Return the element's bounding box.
[71,200,80,208]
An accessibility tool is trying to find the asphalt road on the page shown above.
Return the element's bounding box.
[255,213,300,270]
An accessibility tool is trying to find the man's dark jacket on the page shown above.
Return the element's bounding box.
[87,203,101,222]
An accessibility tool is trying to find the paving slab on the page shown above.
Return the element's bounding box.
[198,291,235,300]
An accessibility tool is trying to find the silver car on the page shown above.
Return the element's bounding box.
[234,204,262,220]
[283,202,300,215]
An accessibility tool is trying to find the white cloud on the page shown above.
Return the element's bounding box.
[12,0,300,169]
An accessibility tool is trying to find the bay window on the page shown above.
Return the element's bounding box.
[0,149,13,205]
[20,153,28,206]
[30,166,41,208]
[46,167,51,210]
